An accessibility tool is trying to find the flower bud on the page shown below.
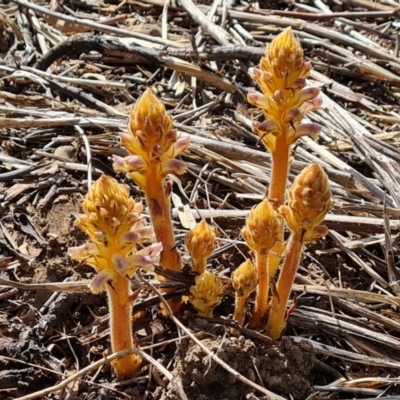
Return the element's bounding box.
[285,107,303,123]
[266,27,304,83]
[189,270,224,318]
[247,90,271,109]
[252,119,281,135]
[185,219,216,274]
[280,163,333,235]
[232,259,258,298]
[89,269,115,294]
[292,123,322,140]
[161,159,187,175]
[113,155,146,173]
[170,136,191,157]
[121,226,153,245]
[68,242,98,259]
[291,78,307,90]
[299,96,323,114]
[250,68,275,96]
[298,87,321,103]
[241,198,283,254]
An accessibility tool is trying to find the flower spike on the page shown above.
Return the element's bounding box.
[68,175,161,379]
[248,27,322,205]
[113,89,189,272]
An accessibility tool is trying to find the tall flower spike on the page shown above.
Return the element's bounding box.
[68,175,162,379]
[245,28,322,328]
[241,198,283,328]
[113,88,190,272]
[267,163,332,339]
[185,219,216,274]
[248,27,322,206]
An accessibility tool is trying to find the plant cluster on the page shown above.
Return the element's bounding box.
[69,27,333,379]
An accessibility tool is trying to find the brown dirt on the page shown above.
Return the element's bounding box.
[156,333,314,400]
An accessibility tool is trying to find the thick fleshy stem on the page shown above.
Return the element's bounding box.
[266,229,303,339]
[248,240,284,328]
[108,274,141,379]
[248,253,268,328]
[268,135,290,207]
[265,134,290,291]
[145,169,181,271]
[266,163,332,338]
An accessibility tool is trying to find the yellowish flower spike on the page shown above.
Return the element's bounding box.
[232,259,258,327]
[185,219,216,274]
[113,88,190,272]
[189,270,224,318]
[68,175,162,379]
[248,27,322,207]
[241,199,283,328]
[267,163,332,339]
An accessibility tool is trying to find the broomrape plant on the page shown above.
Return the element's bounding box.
[113,88,190,272]
[232,259,258,328]
[69,27,332,380]
[68,175,162,379]
[115,88,223,316]
[233,27,332,337]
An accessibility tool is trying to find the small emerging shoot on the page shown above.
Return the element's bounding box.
[232,259,258,328]
[185,219,216,274]
[189,270,224,318]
